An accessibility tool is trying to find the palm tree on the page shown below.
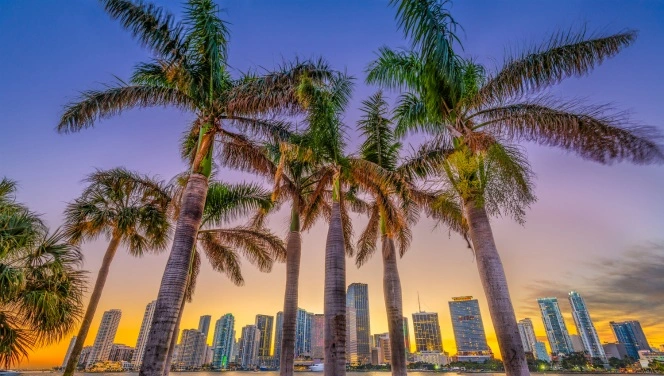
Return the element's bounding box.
[163,177,285,372]
[354,92,464,376]
[57,1,330,374]
[62,168,170,376]
[368,1,663,374]
[0,178,86,367]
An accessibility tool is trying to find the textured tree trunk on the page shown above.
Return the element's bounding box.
[382,235,407,376]
[163,297,185,376]
[139,173,208,376]
[280,199,301,376]
[324,201,346,376]
[63,233,121,376]
[463,200,529,376]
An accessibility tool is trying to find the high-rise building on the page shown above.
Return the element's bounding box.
[108,344,134,362]
[403,317,411,354]
[347,306,358,365]
[517,318,537,353]
[311,314,325,360]
[377,333,391,364]
[347,283,371,364]
[568,291,607,361]
[176,329,207,369]
[256,314,274,365]
[212,314,235,369]
[412,311,443,352]
[79,346,93,367]
[537,298,573,355]
[62,336,77,369]
[534,342,551,362]
[238,325,261,369]
[570,335,585,352]
[199,315,212,342]
[295,308,313,357]
[610,321,651,359]
[87,309,122,368]
[449,296,492,361]
[131,300,156,368]
[274,311,283,366]
[603,343,628,360]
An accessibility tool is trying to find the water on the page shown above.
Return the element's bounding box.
[46,373,658,376]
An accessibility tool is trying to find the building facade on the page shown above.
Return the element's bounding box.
[570,335,586,353]
[534,342,551,362]
[212,313,235,369]
[347,307,358,364]
[603,343,628,360]
[87,309,122,368]
[311,314,325,360]
[108,344,134,362]
[238,325,261,369]
[537,297,573,355]
[403,317,411,354]
[198,315,212,342]
[568,291,607,361]
[412,311,443,353]
[176,329,207,369]
[295,308,313,357]
[274,311,283,366]
[255,314,274,365]
[448,296,492,361]
[517,318,538,353]
[347,283,371,364]
[131,300,156,368]
[610,321,651,359]
[62,336,77,368]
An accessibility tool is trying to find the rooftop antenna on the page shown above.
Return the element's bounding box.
[418,292,422,312]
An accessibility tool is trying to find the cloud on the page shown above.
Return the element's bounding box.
[520,241,664,344]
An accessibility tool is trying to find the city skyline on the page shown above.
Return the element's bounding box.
[4,0,663,368]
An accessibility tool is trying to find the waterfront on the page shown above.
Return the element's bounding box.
[16,373,656,376]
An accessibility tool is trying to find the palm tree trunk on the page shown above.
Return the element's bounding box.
[163,297,185,376]
[139,173,209,376]
[382,235,407,376]
[280,200,301,376]
[463,200,529,376]
[324,200,346,376]
[63,233,121,376]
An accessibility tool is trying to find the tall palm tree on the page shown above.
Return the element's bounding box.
[0,178,86,367]
[369,1,663,374]
[164,177,285,372]
[62,168,170,376]
[57,1,330,374]
[354,92,464,376]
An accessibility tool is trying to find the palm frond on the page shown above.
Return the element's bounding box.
[202,182,273,227]
[358,91,400,171]
[200,227,285,272]
[366,48,423,91]
[58,84,194,133]
[101,0,187,61]
[393,92,441,137]
[184,249,200,302]
[197,231,244,286]
[338,194,355,257]
[479,29,637,104]
[477,100,664,164]
[355,205,380,267]
[0,312,35,368]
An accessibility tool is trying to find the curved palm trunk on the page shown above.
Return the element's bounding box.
[280,200,301,376]
[463,200,529,376]
[139,173,209,376]
[324,201,346,376]
[63,233,121,376]
[163,297,185,376]
[382,235,407,376]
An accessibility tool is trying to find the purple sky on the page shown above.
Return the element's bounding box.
[1,0,663,367]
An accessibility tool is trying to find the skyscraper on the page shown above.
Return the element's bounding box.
[412,311,443,352]
[347,283,371,364]
[403,317,411,354]
[568,291,607,361]
[87,309,122,368]
[448,296,491,361]
[62,336,77,368]
[295,308,313,357]
[570,335,586,352]
[274,311,283,366]
[537,297,573,355]
[198,315,212,342]
[517,318,537,353]
[176,329,207,369]
[311,314,325,360]
[534,342,551,362]
[212,314,235,369]
[238,325,261,369]
[377,333,391,364]
[255,314,274,364]
[132,300,156,368]
[347,306,358,365]
[610,321,651,359]
[108,344,134,362]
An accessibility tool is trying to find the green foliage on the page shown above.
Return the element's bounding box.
[0,179,85,367]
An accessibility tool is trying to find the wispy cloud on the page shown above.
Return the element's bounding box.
[520,242,664,345]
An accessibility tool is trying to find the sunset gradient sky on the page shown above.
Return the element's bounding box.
[1,0,663,368]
